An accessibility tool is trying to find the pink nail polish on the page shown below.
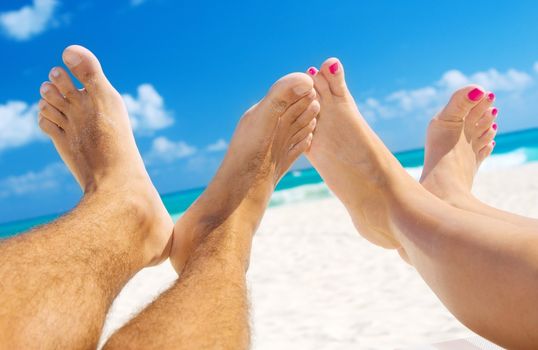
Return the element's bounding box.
[329,62,339,75]
[308,67,318,76]
[492,123,498,131]
[468,88,484,101]
[487,92,495,101]
[492,108,498,116]
[492,140,496,147]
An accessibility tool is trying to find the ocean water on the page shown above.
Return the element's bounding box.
[1,127,538,239]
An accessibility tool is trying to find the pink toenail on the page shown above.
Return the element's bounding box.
[487,92,495,101]
[329,62,339,75]
[308,67,318,76]
[492,123,498,131]
[492,108,498,116]
[492,140,496,147]
[467,88,484,101]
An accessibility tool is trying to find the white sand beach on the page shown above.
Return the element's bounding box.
[99,161,538,349]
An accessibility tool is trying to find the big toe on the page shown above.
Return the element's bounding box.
[437,85,486,122]
[259,73,314,116]
[320,57,348,97]
[62,45,110,92]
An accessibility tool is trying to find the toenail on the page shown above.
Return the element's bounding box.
[308,67,318,76]
[492,108,498,116]
[40,83,50,93]
[329,62,339,75]
[487,92,495,101]
[467,88,484,101]
[293,84,312,96]
[492,123,498,131]
[63,50,82,67]
[492,140,496,147]
[50,68,60,79]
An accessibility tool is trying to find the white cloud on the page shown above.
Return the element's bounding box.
[206,138,228,152]
[123,84,174,134]
[0,101,43,151]
[534,62,538,74]
[146,136,197,163]
[361,66,535,122]
[0,162,67,198]
[0,0,59,41]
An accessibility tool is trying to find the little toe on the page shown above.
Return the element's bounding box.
[49,67,79,99]
[437,85,487,122]
[289,117,317,147]
[319,58,348,97]
[289,133,314,159]
[40,82,68,113]
[38,99,67,129]
[477,141,495,162]
[62,45,111,93]
[260,72,314,117]
[466,91,495,126]
[474,125,497,153]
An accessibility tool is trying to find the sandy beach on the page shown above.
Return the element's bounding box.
[98,161,538,349]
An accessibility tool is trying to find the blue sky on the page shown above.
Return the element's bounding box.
[1,0,538,223]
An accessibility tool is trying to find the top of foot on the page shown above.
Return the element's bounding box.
[420,85,498,205]
[38,45,173,266]
[169,73,319,273]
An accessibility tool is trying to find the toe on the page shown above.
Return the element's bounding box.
[319,58,348,97]
[38,99,67,129]
[474,125,497,153]
[40,82,68,113]
[307,66,331,100]
[437,85,487,122]
[289,100,319,136]
[289,117,317,147]
[474,107,498,136]
[477,141,495,162]
[260,72,314,117]
[280,90,316,126]
[38,113,64,138]
[62,45,111,93]
[289,133,314,159]
[465,91,495,126]
[49,67,79,99]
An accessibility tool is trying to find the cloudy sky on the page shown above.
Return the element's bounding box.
[1,0,538,223]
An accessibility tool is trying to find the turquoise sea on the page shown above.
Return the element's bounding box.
[2,127,538,239]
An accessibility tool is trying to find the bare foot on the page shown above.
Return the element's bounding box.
[169,73,319,273]
[305,59,421,249]
[38,45,173,266]
[420,86,498,207]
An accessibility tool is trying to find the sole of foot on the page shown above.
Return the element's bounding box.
[420,86,498,206]
[305,58,422,250]
[38,45,173,266]
[169,73,319,273]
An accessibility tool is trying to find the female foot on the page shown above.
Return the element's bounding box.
[170,73,319,273]
[38,45,173,266]
[420,87,498,207]
[305,58,425,249]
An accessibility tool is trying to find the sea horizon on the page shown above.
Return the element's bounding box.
[2,126,538,239]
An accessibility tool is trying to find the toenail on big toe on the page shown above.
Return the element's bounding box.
[293,84,312,96]
[63,51,82,67]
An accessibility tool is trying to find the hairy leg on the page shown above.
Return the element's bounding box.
[420,87,538,229]
[104,73,318,349]
[306,58,538,349]
[0,46,173,349]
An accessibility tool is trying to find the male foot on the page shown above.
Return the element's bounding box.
[170,73,319,273]
[419,87,497,207]
[38,45,173,266]
[305,59,422,249]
